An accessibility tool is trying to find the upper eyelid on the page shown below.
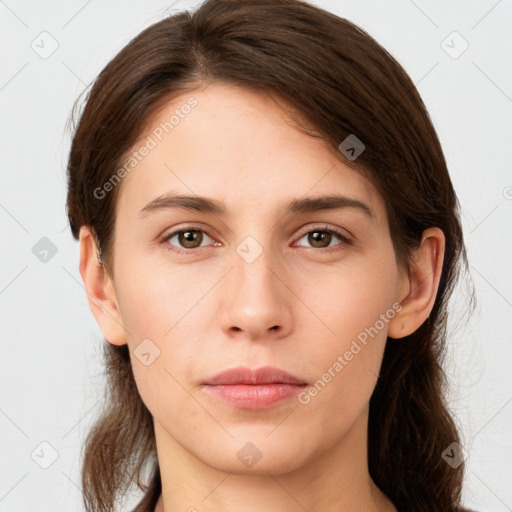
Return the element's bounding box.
[295,224,352,239]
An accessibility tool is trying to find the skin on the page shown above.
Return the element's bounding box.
[79,82,445,512]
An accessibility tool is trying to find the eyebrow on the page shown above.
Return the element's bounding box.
[138,192,375,221]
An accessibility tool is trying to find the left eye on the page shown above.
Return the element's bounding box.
[294,227,351,250]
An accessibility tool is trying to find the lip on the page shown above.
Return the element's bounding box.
[201,366,308,410]
[202,366,307,386]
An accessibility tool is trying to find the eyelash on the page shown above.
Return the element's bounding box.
[159,224,353,255]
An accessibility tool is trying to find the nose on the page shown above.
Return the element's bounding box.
[218,241,293,341]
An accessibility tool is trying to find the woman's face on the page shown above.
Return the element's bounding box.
[106,82,409,474]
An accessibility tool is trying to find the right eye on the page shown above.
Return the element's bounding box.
[160,227,218,254]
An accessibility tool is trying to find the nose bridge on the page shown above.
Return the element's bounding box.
[229,208,280,285]
[232,232,281,302]
[218,230,292,338]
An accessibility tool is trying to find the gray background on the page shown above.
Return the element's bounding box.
[1,0,511,510]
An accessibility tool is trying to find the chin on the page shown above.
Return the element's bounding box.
[198,434,313,476]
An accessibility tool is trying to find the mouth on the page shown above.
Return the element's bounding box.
[201,366,308,410]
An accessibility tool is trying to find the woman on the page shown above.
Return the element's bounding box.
[65,0,476,510]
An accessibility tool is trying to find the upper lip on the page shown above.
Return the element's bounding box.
[202,366,307,386]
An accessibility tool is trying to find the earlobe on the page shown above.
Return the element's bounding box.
[78,226,127,346]
[388,227,445,339]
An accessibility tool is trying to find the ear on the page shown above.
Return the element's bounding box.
[78,225,127,346]
[388,227,445,339]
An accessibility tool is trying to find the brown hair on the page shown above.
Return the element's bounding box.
[65,1,474,510]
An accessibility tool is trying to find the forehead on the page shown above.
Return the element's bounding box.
[115,83,385,224]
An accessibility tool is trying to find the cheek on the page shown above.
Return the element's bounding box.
[298,251,399,396]
[303,252,399,341]
[113,260,216,406]
[115,254,213,335]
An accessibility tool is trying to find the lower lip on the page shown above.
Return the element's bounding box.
[202,383,306,409]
